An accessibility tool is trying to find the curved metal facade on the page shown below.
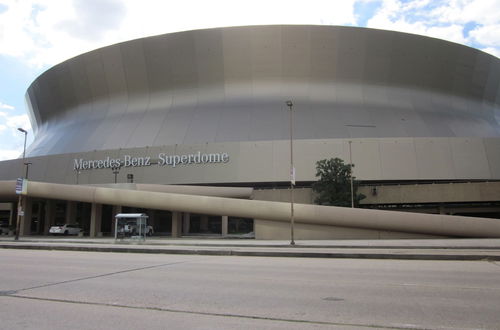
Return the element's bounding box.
[2,25,496,185]
[26,25,500,156]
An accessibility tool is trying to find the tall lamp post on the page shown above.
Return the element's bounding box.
[24,162,32,179]
[348,140,354,208]
[15,128,28,241]
[285,100,295,246]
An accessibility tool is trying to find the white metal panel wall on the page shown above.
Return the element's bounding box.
[2,137,498,184]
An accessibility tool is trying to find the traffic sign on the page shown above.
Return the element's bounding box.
[15,178,27,195]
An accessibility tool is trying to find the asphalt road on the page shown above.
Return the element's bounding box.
[1,249,500,329]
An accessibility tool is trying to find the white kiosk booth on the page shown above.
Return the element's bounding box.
[114,213,150,241]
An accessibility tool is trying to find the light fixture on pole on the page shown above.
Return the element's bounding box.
[18,128,27,162]
[112,166,120,184]
[15,128,28,241]
[285,100,295,246]
[76,169,81,184]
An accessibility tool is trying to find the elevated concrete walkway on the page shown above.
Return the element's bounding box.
[3,180,500,239]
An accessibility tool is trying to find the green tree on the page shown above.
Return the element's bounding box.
[312,158,365,207]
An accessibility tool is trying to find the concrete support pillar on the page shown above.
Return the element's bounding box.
[13,201,19,234]
[200,215,209,232]
[34,202,43,234]
[44,200,56,235]
[112,205,122,215]
[111,205,122,236]
[148,209,156,228]
[8,202,15,226]
[19,197,33,236]
[221,215,228,236]
[66,201,77,224]
[171,211,182,238]
[183,212,190,234]
[90,203,102,238]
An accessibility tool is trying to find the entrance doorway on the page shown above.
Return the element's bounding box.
[188,214,221,235]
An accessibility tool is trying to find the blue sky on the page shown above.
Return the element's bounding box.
[0,0,499,160]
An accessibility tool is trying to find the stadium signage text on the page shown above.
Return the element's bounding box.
[73,151,229,171]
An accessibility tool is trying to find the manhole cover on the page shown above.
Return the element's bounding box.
[323,297,344,302]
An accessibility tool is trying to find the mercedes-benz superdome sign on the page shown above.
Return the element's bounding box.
[73,151,229,171]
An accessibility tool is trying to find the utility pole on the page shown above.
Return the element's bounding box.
[285,100,295,246]
[15,128,28,240]
[349,140,354,208]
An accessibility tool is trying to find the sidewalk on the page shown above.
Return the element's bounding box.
[1,236,500,261]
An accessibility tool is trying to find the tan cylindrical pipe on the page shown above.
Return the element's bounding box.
[135,184,253,198]
[22,180,500,238]
[27,181,97,204]
[0,180,16,200]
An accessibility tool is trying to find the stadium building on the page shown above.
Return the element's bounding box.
[1,25,500,239]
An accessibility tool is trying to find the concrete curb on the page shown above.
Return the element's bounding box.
[4,238,500,249]
[2,243,500,261]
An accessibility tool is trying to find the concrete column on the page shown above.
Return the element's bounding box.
[8,202,15,226]
[200,215,209,232]
[13,201,19,234]
[111,205,122,235]
[112,205,122,216]
[19,197,33,236]
[171,211,182,238]
[90,203,102,238]
[148,209,156,228]
[44,200,56,235]
[183,212,190,234]
[221,215,228,236]
[66,201,77,224]
[34,202,43,234]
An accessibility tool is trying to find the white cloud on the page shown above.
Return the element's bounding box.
[0,110,31,160]
[0,111,31,132]
[7,114,30,131]
[469,24,500,48]
[0,0,498,67]
[431,0,500,26]
[363,0,500,59]
[0,102,14,110]
[481,47,500,58]
[114,0,357,38]
[426,24,467,45]
[0,0,37,57]
[0,148,22,161]
[0,0,358,67]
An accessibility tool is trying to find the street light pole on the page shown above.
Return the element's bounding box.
[349,140,354,208]
[25,162,32,179]
[285,100,295,246]
[15,128,28,241]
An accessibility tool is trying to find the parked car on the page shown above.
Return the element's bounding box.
[49,224,83,235]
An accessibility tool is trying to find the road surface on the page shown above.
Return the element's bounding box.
[1,249,499,329]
